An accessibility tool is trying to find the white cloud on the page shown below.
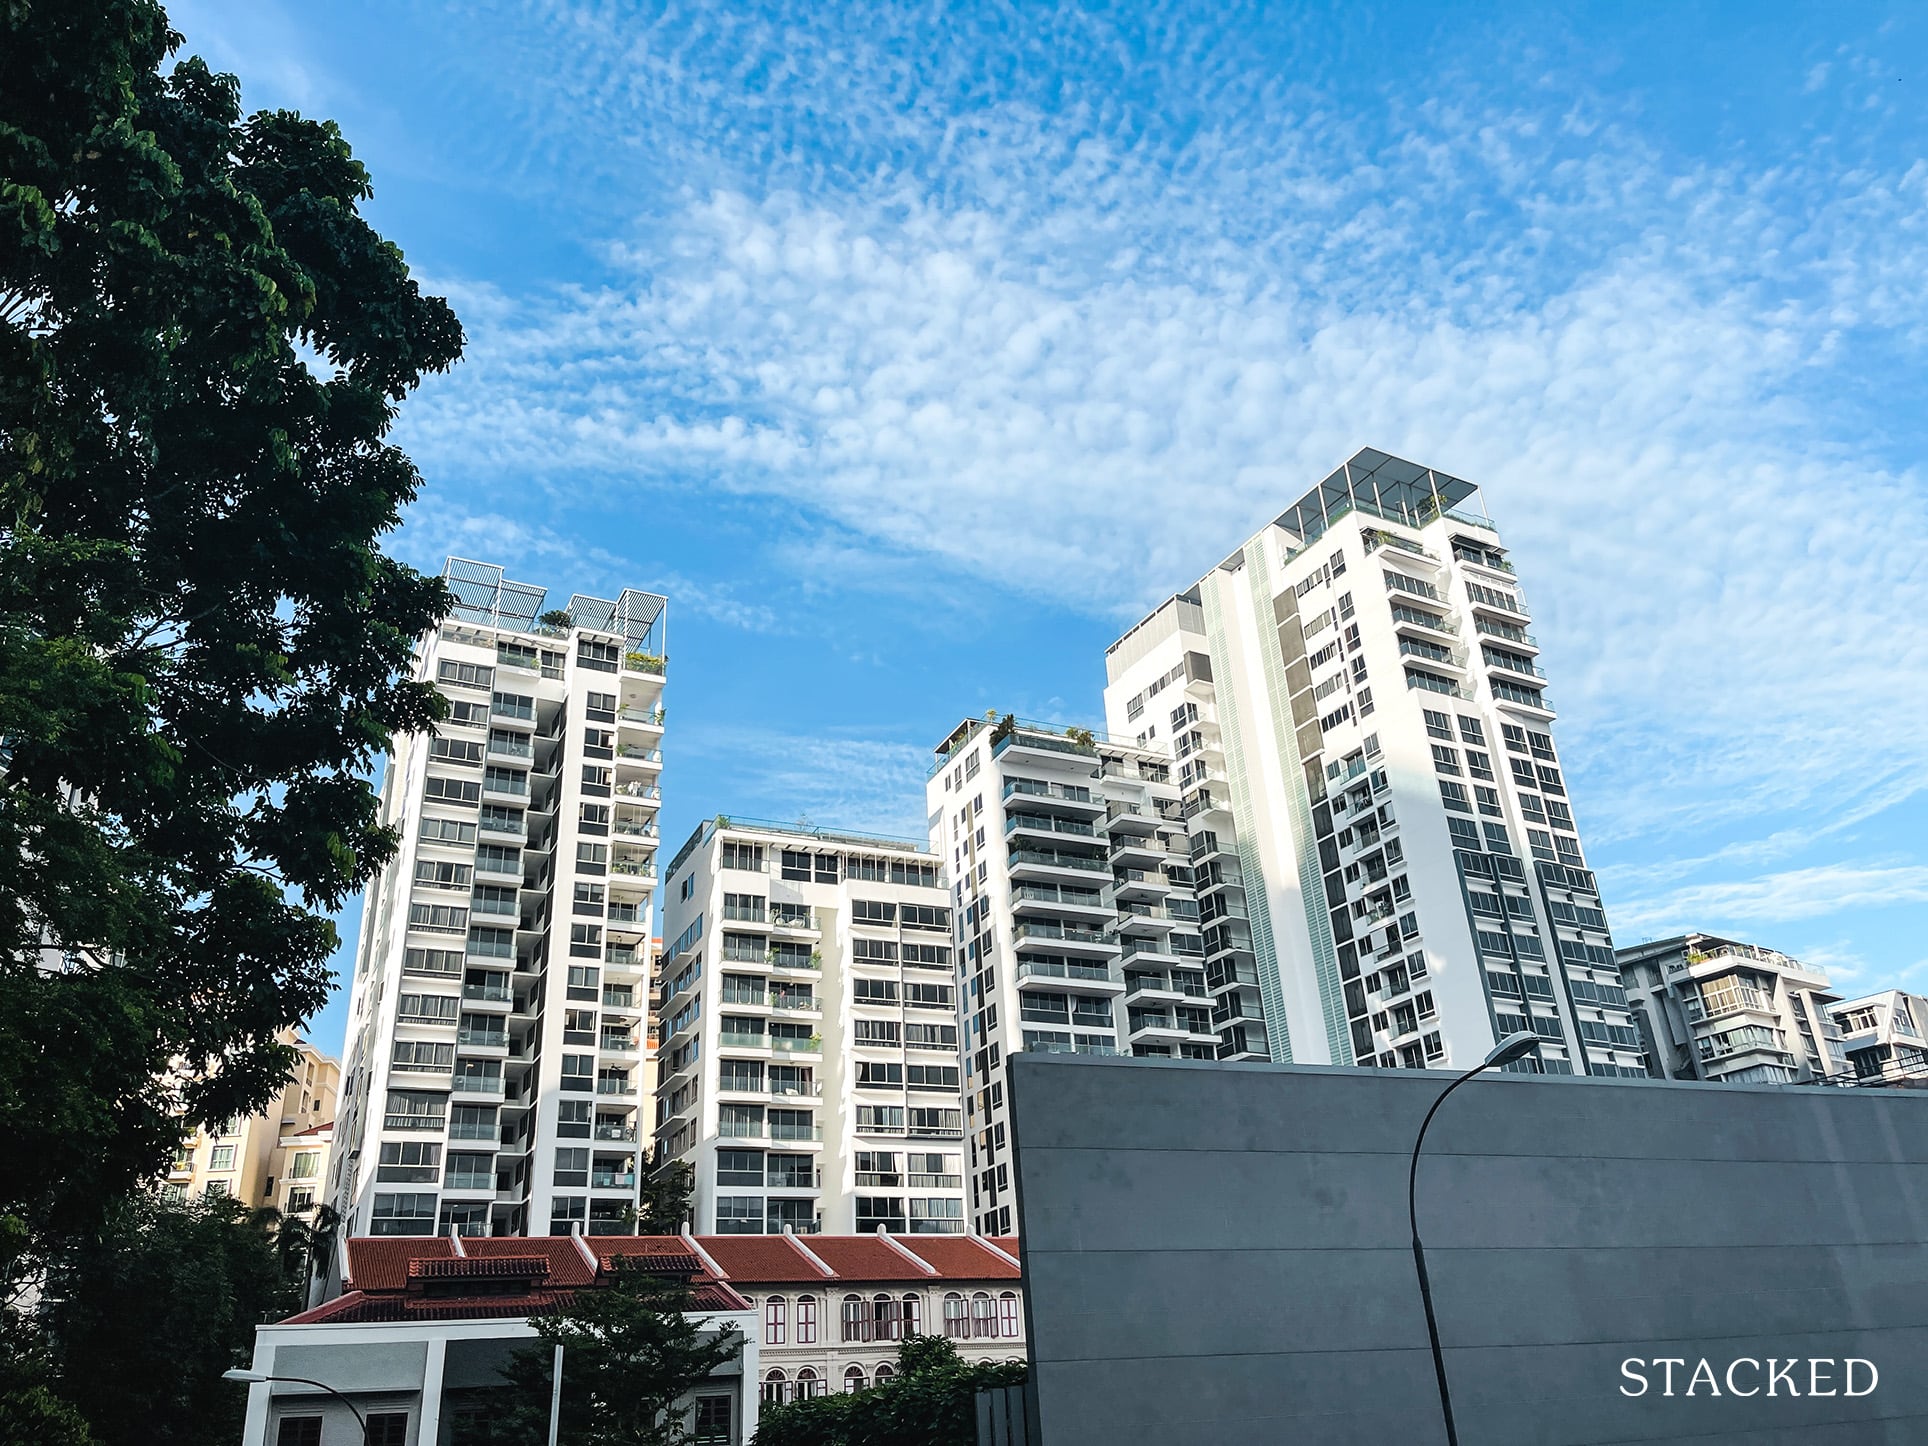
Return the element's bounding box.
[677,728,934,840]
[1612,863,1928,933]
[370,2,1928,977]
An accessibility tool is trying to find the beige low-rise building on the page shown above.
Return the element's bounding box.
[163,1036,340,1215]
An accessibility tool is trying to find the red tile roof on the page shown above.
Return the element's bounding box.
[895,1235,1021,1280]
[464,1235,597,1287]
[309,1234,1017,1326]
[794,1236,932,1282]
[345,1237,455,1292]
[694,1234,829,1283]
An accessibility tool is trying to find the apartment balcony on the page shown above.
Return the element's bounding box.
[1404,668,1473,702]
[1398,638,1470,673]
[1108,834,1165,870]
[1125,973,1210,1004]
[1005,812,1098,843]
[1390,605,1461,640]
[594,1122,640,1143]
[442,1172,497,1194]
[456,1026,510,1051]
[1117,936,1181,967]
[608,860,657,890]
[1127,1014,1216,1043]
[594,1079,638,1098]
[1002,779,1106,816]
[991,728,1101,766]
[1015,957,1126,993]
[1012,920,1118,956]
[590,1172,637,1191]
[1484,652,1547,681]
[1007,849,1109,883]
[462,981,513,1009]
[1107,867,1171,904]
[1115,903,1182,935]
[1102,802,1160,835]
[1011,885,1112,922]
[1474,616,1539,653]
[615,705,665,735]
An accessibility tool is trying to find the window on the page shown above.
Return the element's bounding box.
[971,1292,997,1338]
[208,1144,236,1171]
[1423,709,1453,740]
[1438,781,1470,813]
[762,1370,790,1405]
[943,1292,968,1338]
[764,1296,787,1344]
[365,1415,409,1446]
[276,1420,323,1446]
[437,660,493,690]
[1431,744,1460,775]
[1481,822,1514,855]
[851,899,897,925]
[842,1294,872,1342]
[853,978,899,1005]
[796,1295,818,1344]
[370,1192,436,1236]
[692,1396,732,1445]
[1474,786,1503,817]
[1457,716,1485,745]
[998,1292,1021,1338]
[716,1197,762,1233]
[378,1140,441,1183]
[844,1366,867,1394]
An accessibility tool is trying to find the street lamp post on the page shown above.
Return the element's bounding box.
[1407,1030,1541,1446]
[223,1368,368,1444]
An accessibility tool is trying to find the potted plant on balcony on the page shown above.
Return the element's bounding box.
[537,607,574,637]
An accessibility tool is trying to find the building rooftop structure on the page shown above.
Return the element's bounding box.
[289,1232,1022,1326]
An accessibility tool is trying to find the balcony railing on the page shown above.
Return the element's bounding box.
[1008,850,1107,874]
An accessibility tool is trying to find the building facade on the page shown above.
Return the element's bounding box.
[1615,933,1847,1084]
[238,1231,1027,1446]
[330,558,667,1247]
[163,1036,338,1218]
[1099,448,1645,1082]
[657,819,965,1237]
[925,717,1257,1237]
[1831,990,1928,1085]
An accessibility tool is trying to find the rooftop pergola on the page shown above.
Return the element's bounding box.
[1271,447,1483,547]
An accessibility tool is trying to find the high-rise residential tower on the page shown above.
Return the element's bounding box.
[330,559,667,1245]
[925,717,1262,1236]
[1616,933,1846,1084]
[1830,989,1928,1086]
[1101,448,1647,1081]
[656,819,966,1235]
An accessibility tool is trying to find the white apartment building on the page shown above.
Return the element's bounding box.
[1831,990,1928,1085]
[1101,448,1647,1082]
[657,819,966,1237]
[925,717,1259,1237]
[1615,933,1847,1084]
[330,558,667,1248]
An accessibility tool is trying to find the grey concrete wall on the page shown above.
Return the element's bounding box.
[1007,1055,1928,1446]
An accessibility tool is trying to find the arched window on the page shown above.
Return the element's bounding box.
[841,1293,870,1343]
[903,1293,922,1336]
[970,1291,995,1339]
[874,1292,901,1341]
[874,1362,895,1384]
[764,1295,787,1345]
[796,1294,819,1344]
[942,1291,967,1339]
[762,1369,789,1405]
[843,1365,867,1394]
[997,1291,1021,1339]
[797,1367,824,1399]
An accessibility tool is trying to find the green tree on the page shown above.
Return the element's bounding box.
[464,1262,744,1446]
[752,1335,1026,1446]
[0,0,460,1310]
[33,1195,312,1446]
[637,1157,696,1236]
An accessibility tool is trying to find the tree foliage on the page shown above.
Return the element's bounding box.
[637,1157,696,1236]
[24,1196,313,1446]
[460,1263,744,1446]
[0,0,460,1300]
[752,1335,1026,1446]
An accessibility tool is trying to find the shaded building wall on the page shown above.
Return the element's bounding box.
[1008,1054,1928,1446]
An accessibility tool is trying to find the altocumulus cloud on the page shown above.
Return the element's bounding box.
[387,1,1928,954]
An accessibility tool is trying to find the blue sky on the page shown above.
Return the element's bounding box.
[169,1,1928,1059]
